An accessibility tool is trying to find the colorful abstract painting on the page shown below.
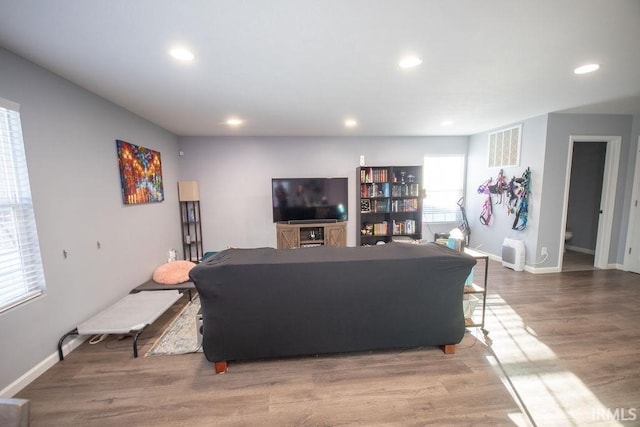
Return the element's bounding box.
[116,140,164,204]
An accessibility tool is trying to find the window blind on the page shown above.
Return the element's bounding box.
[423,155,464,223]
[0,100,46,313]
[422,190,463,223]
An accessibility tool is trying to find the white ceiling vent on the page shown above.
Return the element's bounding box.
[488,124,522,168]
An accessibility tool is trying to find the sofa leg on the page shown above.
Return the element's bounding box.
[214,361,228,374]
[441,344,455,354]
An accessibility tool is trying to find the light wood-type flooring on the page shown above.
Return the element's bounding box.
[16,259,640,426]
[562,249,596,272]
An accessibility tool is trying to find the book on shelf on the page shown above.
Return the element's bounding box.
[361,167,388,183]
[391,198,418,212]
[391,183,420,197]
[372,199,390,213]
[373,221,388,236]
[392,219,416,235]
[359,221,389,236]
[361,182,390,198]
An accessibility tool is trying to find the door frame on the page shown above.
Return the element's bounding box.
[623,137,640,271]
[560,135,621,269]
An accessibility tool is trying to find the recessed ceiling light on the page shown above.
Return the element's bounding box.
[399,56,423,69]
[344,119,358,128]
[574,63,600,74]
[226,118,243,127]
[170,48,195,62]
[441,120,454,126]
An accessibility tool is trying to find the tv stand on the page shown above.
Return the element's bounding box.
[276,221,347,249]
[287,219,338,224]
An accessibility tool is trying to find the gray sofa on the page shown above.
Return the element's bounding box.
[189,242,476,373]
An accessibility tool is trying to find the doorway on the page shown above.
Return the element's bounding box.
[560,135,621,271]
[563,142,606,271]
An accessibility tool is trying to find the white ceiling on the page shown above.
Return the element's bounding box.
[1,0,639,137]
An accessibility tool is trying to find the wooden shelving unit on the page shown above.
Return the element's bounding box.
[356,165,423,246]
[180,200,203,262]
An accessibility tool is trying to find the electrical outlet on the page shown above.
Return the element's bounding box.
[541,247,548,257]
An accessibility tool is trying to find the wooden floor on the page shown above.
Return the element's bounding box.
[16,261,640,426]
[562,249,596,272]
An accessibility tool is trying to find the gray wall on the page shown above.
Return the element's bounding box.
[542,113,633,267]
[621,114,640,265]
[465,114,549,265]
[177,136,469,249]
[566,142,606,252]
[467,113,635,270]
[0,48,181,393]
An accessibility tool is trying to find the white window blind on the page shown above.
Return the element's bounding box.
[0,99,46,313]
[423,155,464,223]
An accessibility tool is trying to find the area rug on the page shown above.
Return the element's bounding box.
[146,296,202,356]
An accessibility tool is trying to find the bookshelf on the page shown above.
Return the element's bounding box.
[356,165,423,246]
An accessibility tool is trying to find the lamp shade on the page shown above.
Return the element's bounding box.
[178,181,200,201]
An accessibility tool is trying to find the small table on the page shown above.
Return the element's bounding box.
[463,247,489,335]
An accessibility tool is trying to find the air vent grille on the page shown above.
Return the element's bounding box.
[488,124,522,167]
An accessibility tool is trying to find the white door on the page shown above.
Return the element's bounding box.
[625,144,640,273]
[593,137,620,269]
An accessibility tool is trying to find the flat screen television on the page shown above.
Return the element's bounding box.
[272,177,348,223]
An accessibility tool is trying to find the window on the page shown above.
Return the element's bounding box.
[0,98,46,313]
[488,124,522,167]
[423,155,465,223]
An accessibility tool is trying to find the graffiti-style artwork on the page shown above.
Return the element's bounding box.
[116,140,164,205]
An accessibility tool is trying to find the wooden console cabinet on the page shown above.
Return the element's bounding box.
[276,221,347,249]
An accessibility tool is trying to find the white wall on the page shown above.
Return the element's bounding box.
[466,115,548,266]
[0,48,181,394]
[178,136,469,250]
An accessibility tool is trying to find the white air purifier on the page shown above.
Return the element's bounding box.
[502,238,525,271]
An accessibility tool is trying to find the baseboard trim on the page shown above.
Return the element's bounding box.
[565,245,595,255]
[477,249,561,274]
[0,335,86,398]
[465,246,625,273]
[484,252,501,263]
[525,265,561,274]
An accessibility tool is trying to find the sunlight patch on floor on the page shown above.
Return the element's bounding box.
[484,295,556,364]
[508,371,623,427]
[482,294,622,427]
